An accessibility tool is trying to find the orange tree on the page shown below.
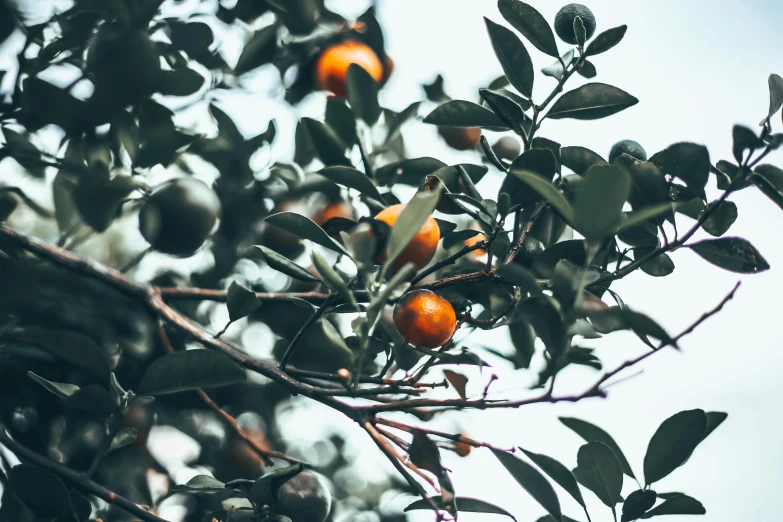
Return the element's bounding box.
[0,0,781,521]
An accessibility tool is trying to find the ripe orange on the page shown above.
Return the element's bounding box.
[438,126,481,151]
[375,203,440,271]
[381,55,395,86]
[315,40,383,98]
[394,289,457,348]
[312,200,354,226]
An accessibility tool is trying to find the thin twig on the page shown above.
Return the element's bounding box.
[278,295,336,368]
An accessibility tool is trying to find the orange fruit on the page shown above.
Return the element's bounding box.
[438,126,481,151]
[315,40,383,98]
[312,200,354,225]
[393,289,457,348]
[381,55,395,86]
[375,203,440,271]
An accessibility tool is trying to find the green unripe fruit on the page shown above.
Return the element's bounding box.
[554,4,596,45]
[276,471,332,522]
[492,136,522,162]
[516,235,545,266]
[139,178,221,257]
[609,139,647,163]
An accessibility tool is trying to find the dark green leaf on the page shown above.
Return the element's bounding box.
[498,0,559,57]
[384,184,444,273]
[405,496,516,520]
[703,411,728,441]
[160,68,205,96]
[9,465,71,518]
[312,250,357,309]
[641,494,705,518]
[572,164,630,240]
[492,449,562,521]
[61,385,117,417]
[649,143,710,199]
[622,489,657,522]
[480,88,531,137]
[301,118,350,167]
[325,98,357,147]
[11,327,110,381]
[386,101,421,143]
[226,281,261,322]
[576,442,623,507]
[485,17,534,98]
[560,146,607,175]
[108,427,137,453]
[497,263,542,296]
[701,201,737,236]
[751,172,783,210]
[573,16,586,47]
[732,125,764,164]
[507,317,536,369]
[376,157,446,185]
[508,169,574,222]
[171,474,228,493]
[520,448,585,508]
[688,237,769,274]
[547,83,638,121]
[576,59,597,79]
[424,100,508,128]
[589,307,673,344]
[559,417,635,478]
[255,245,320,283]
[760,73,783,125]
[138,349,247,396]
[443,229,482,249]
[643,409,708,485]
[28,371,80,399]
[69,489,92,522]
[318,166,385,201]
[346,63,381,125]
[755,164,783,190]
[634,247,675,277]
[265,212,349,255]
[234,25,276,74]
[542,50,574,80]
[585,25,628,56]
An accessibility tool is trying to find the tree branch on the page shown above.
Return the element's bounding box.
[0,427,169,522]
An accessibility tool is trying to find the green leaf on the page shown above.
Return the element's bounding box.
[61,385,118,417]
[498,0,559,57]
[443,229,482,249]
[226,281,261,323]
[28,371,80,399]
[585,25,628,56]
[688,237,769,274]
[701,201,737,237]
[312,250,357,310]
[69,489,92,522]
[559,417,636,478]
[589,307,673,344]
[643,409,708,485]
[383,184,444,273]
[325,98,357,147]
[649,143,710,199]
[492,449,562,521]
[234,25,276,74]
[346,63,381,125]
[760,73,783,125]
[547,83,638,121]
[573,16,586,47]
[542,49,574,80]
[576,442,623,507]
[11,327,111,381]
[73,174,149,232]
[703,411,728,441]
[301,118,350,167]
[576,59,597,79]
[732,124,764,164]
[265,212,349,255]
[507,317,536,369]
[108,427,137,453]
[386,101,421,143]
[423,100,508,128]
[751,172,783,210]
[485,17,534,98]
[613,155,668,215]
[9,465,71,518]
[641,494,705,518]
[520,448,585,509]
[480,88,531,137]
[160,68,205,96]
[318,166,385,202]
[138,349,247,396]
[171,474,228,493]
[754,163,783,190]
[560,146,607,175]
[508,169,574,222]
[572,164,630,240]
[255,245,320,283]
[634,247,675,277]
[618,204,674,234]
[405,496,517,520]
[622,489,657,522]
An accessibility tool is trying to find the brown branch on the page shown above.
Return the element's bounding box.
[156,324,304,466]
[375,418,514,452]
[504,200,546,264]
[284,367,447,388]
[410,241,488,286]
[0,427,169,522]
[159,287,333,303]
